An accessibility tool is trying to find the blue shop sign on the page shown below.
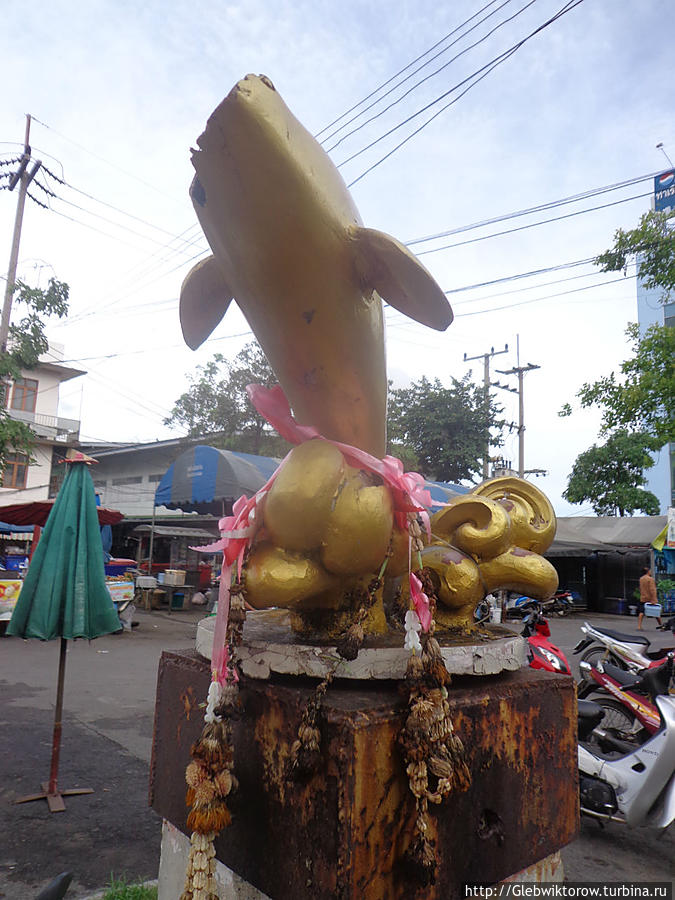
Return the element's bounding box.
[654,169,675,212]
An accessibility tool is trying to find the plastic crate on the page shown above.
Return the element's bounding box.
[644,603,662,617]
[136,576,157,589]
[164,569,185,586]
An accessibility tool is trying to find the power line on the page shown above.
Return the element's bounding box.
[415,190,651,256]
[405,172,661,246]
[314,0,506,139]
[322,0,520,150]
[31,116,184,205]
[344,0,584,186]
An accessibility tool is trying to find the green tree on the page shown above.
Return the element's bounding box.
[595,208,675,301]
[387,375,503,483]
[562,430,660,517]
[165,342,292,456]
[0,278,69,467]
[560,323,675,448]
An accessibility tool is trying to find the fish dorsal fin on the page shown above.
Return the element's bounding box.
[353,226,453,331]
[180,255,234,350]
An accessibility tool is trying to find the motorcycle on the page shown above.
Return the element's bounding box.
[549,590,575,616]
[577,657,664,749]
[573,619,675,680]
[505,591,574,620]
[577,654,675,828]
[521,604,571,675]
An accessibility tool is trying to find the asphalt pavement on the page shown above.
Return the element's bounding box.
[0,607,673,897]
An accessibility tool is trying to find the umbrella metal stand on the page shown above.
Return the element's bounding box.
[15,638,94,813]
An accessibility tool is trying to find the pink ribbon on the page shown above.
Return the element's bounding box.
[246,384,433,527]
[211,564,232,684]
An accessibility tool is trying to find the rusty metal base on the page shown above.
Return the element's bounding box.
[14,782,94,813]
[150,650,578,900]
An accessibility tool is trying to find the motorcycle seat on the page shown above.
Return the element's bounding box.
[602,662,640,688]
[577,699,604,740]
[592,626,650,646]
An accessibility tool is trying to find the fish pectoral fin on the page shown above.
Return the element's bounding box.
[179,255,234,349]
[353,226,453,331]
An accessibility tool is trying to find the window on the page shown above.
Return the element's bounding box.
[148,473,166,483]
[3,452,29,489]
[111,475,143,486]
[10,378,38,413]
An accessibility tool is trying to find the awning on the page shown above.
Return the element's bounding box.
[546,515,668,557]
[0,521,34,536]
[133,524,218,540]
[425,480,468,510]
[0,501,123,527]
[153,445,279,515]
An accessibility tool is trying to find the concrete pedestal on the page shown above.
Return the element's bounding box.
[150,649,577,899]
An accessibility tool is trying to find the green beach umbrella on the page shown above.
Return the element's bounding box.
[8,454,122,812]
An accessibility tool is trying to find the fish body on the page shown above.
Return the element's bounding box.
[181,74,452,456]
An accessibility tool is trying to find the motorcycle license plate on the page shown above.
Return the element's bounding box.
[572,638,592,654]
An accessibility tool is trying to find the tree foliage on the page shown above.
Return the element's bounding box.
[560,323,675,448]
[562,430,660,517]
[0,278,69,467]
[595,209,675,300]
[168,346,502,479]
[165,342,292,456]
[387,375,503,483]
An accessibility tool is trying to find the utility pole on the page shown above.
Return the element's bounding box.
[494,361,541,477]
[1,114,42,352]
[463,343,508,480]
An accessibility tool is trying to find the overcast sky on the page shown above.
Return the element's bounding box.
[1,0,672,515]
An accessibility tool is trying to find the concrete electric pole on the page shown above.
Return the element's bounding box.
[494,362,541,477]
[463,344,509,480]
[1,114,42,352]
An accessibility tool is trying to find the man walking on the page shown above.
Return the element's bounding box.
[638,566,663,630]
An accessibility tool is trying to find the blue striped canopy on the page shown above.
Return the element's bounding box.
[154,445,279,514]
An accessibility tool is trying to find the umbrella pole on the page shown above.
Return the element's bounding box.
[15,637,94,812]
[47,637,68,798]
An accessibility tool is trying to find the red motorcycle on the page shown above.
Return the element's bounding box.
[577,656,666,748]
[521,604,571,675]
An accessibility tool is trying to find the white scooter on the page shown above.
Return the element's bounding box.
[577,655,675,829]
[573,619,675,675]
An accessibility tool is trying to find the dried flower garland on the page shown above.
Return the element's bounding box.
[398,517,472,886]
[180,574,246,900]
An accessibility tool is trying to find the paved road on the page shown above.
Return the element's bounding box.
[1,608,673,897]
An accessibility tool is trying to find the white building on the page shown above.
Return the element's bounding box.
[79,437,197,518]
[1,343,83,502]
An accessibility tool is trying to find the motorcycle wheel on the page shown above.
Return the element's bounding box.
[474,600,491,623]
[584,696,646,758]
[580,645,626,671]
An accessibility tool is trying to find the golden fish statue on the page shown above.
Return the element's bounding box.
[180,77,558,634]
[180,73,452,458]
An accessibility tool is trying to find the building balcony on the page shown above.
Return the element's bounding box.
[8,408,80,442]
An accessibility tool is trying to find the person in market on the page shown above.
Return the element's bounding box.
[637,566,663,630]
